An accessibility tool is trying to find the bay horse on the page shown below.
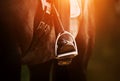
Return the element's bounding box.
[0,0,95,81]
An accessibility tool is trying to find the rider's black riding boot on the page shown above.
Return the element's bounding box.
[57,33,75,54]
[55,31,78,66]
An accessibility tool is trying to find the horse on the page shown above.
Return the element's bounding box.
[0,0,95,81]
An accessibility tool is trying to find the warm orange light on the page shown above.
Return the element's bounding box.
[70,0,81,18]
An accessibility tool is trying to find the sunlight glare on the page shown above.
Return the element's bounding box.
[70,0,81,18]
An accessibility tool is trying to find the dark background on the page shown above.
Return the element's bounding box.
[87,0,120,81]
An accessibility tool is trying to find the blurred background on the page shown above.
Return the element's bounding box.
[87,0,120,81]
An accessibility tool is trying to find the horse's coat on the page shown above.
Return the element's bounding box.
[0,0,95,81]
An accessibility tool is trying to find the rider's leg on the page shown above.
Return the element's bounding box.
[53,0,80,65]
[54,0,79,38]
[53,0,70,33]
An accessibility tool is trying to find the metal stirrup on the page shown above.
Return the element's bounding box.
[55,31,78,65]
